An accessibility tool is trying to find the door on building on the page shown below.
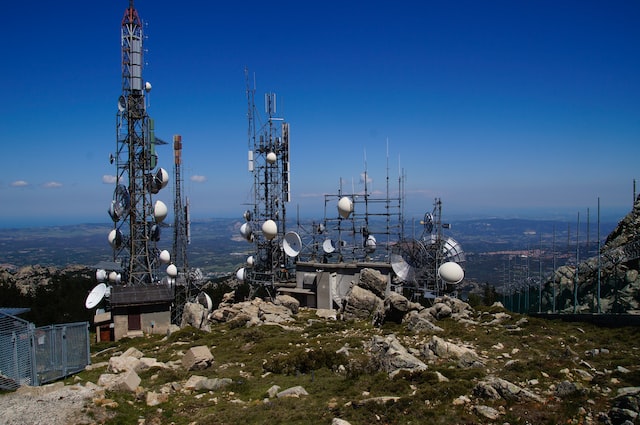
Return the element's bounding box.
[128,307,141,331]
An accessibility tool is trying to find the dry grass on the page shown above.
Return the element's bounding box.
[74,307,640,425]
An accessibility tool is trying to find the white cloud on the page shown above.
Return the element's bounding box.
[190,175,207,183]
[102,175,117,184]
[359,172,373,185]
[10,180,28,187]
[42,181,62,188]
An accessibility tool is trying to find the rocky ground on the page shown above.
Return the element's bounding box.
[2,276,640,424]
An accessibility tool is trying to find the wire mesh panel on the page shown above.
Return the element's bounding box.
[34,322,90,385]
[0,312,35,390]
[0,312,90,389]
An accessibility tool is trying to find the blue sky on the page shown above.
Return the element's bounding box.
[1,0,638,227]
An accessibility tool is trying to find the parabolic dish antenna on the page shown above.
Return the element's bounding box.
[262,220,278,240]
[154,200,168,223]
[109,185,130,222]
[390,239,428,283]
[159,249,171,264]
[240,222,252,241]
[283,231,302,257]
[337,196,353,219]
[423,235,466,263]
[108,229,123,249]
[96,269,107,282]
[438,261,464,284]
[364,235,377,253]
[322,239,336,254]
[117,95,126,112]
[197,291,213,312]
[236,267,246,281]
[85,283,107,309]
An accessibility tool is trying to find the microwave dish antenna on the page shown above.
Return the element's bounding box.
[85,283,108,309]
[283,231,302,257]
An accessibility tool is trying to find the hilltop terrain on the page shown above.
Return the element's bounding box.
[1,299,639,425]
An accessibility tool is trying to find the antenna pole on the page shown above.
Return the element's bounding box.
[597,197,601,313]
[113,0,167,286]
[573,211,580,313]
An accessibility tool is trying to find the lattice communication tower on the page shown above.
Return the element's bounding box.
[107,0,170,286]
[237,70,293,287]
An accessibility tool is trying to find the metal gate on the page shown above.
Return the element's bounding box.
[0,311,90,390]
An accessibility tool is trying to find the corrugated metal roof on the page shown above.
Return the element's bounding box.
[109,285,174,306]
[0,307,30,316]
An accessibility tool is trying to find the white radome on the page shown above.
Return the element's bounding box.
[108,271,118,282]
[167,264,178,278]
[108,229,122,248]
[337,196,353,218]
[266,152,277,164]
[438,261,464,284]
[365,235,377,252]
[240,222,252,241]
[154,200,168,223]
[145,81,152,91]
[159,249,171,264]
[95,269,107,282]
[262,219,278,240]
[246,255,255,266]
[158,168,169,189]
[236,267,246,281]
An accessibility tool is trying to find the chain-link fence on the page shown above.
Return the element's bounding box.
[0,311,90,390]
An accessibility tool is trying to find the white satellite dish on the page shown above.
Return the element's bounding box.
[240,222,252,241]
[154,200,168,223]
[322,239,336,254]
[438,261,464,284]
[262,220,278,240]
[117,95,126,112]
[266,152,277,164]
[85,283,107,309]
[96,269,107,282]
[197,291,213,312]
[236,267,246,281]
[145,81,152,92]
[337,196,353,218]
[283,231,302,257]
[364,235,377,253]
[108,229,123,249]
[159,249,171,264]
[167,264,178,278]
[246,255,255,267]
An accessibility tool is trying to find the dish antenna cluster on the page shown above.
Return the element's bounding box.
[296,160,404,265]
[237,70,295,288]
[390,198,465,298]
[88,0,175,311]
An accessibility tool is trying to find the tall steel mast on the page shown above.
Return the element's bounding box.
[110,0,169,286]
[240,69,292,287]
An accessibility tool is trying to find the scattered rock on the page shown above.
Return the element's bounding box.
[474,376,545,403]
[370,334,427,377]
[276,386,309,398]
[182,346,214,371]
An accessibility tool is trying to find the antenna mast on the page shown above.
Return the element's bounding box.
[110,0,169,286]
[239,70,292,288]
